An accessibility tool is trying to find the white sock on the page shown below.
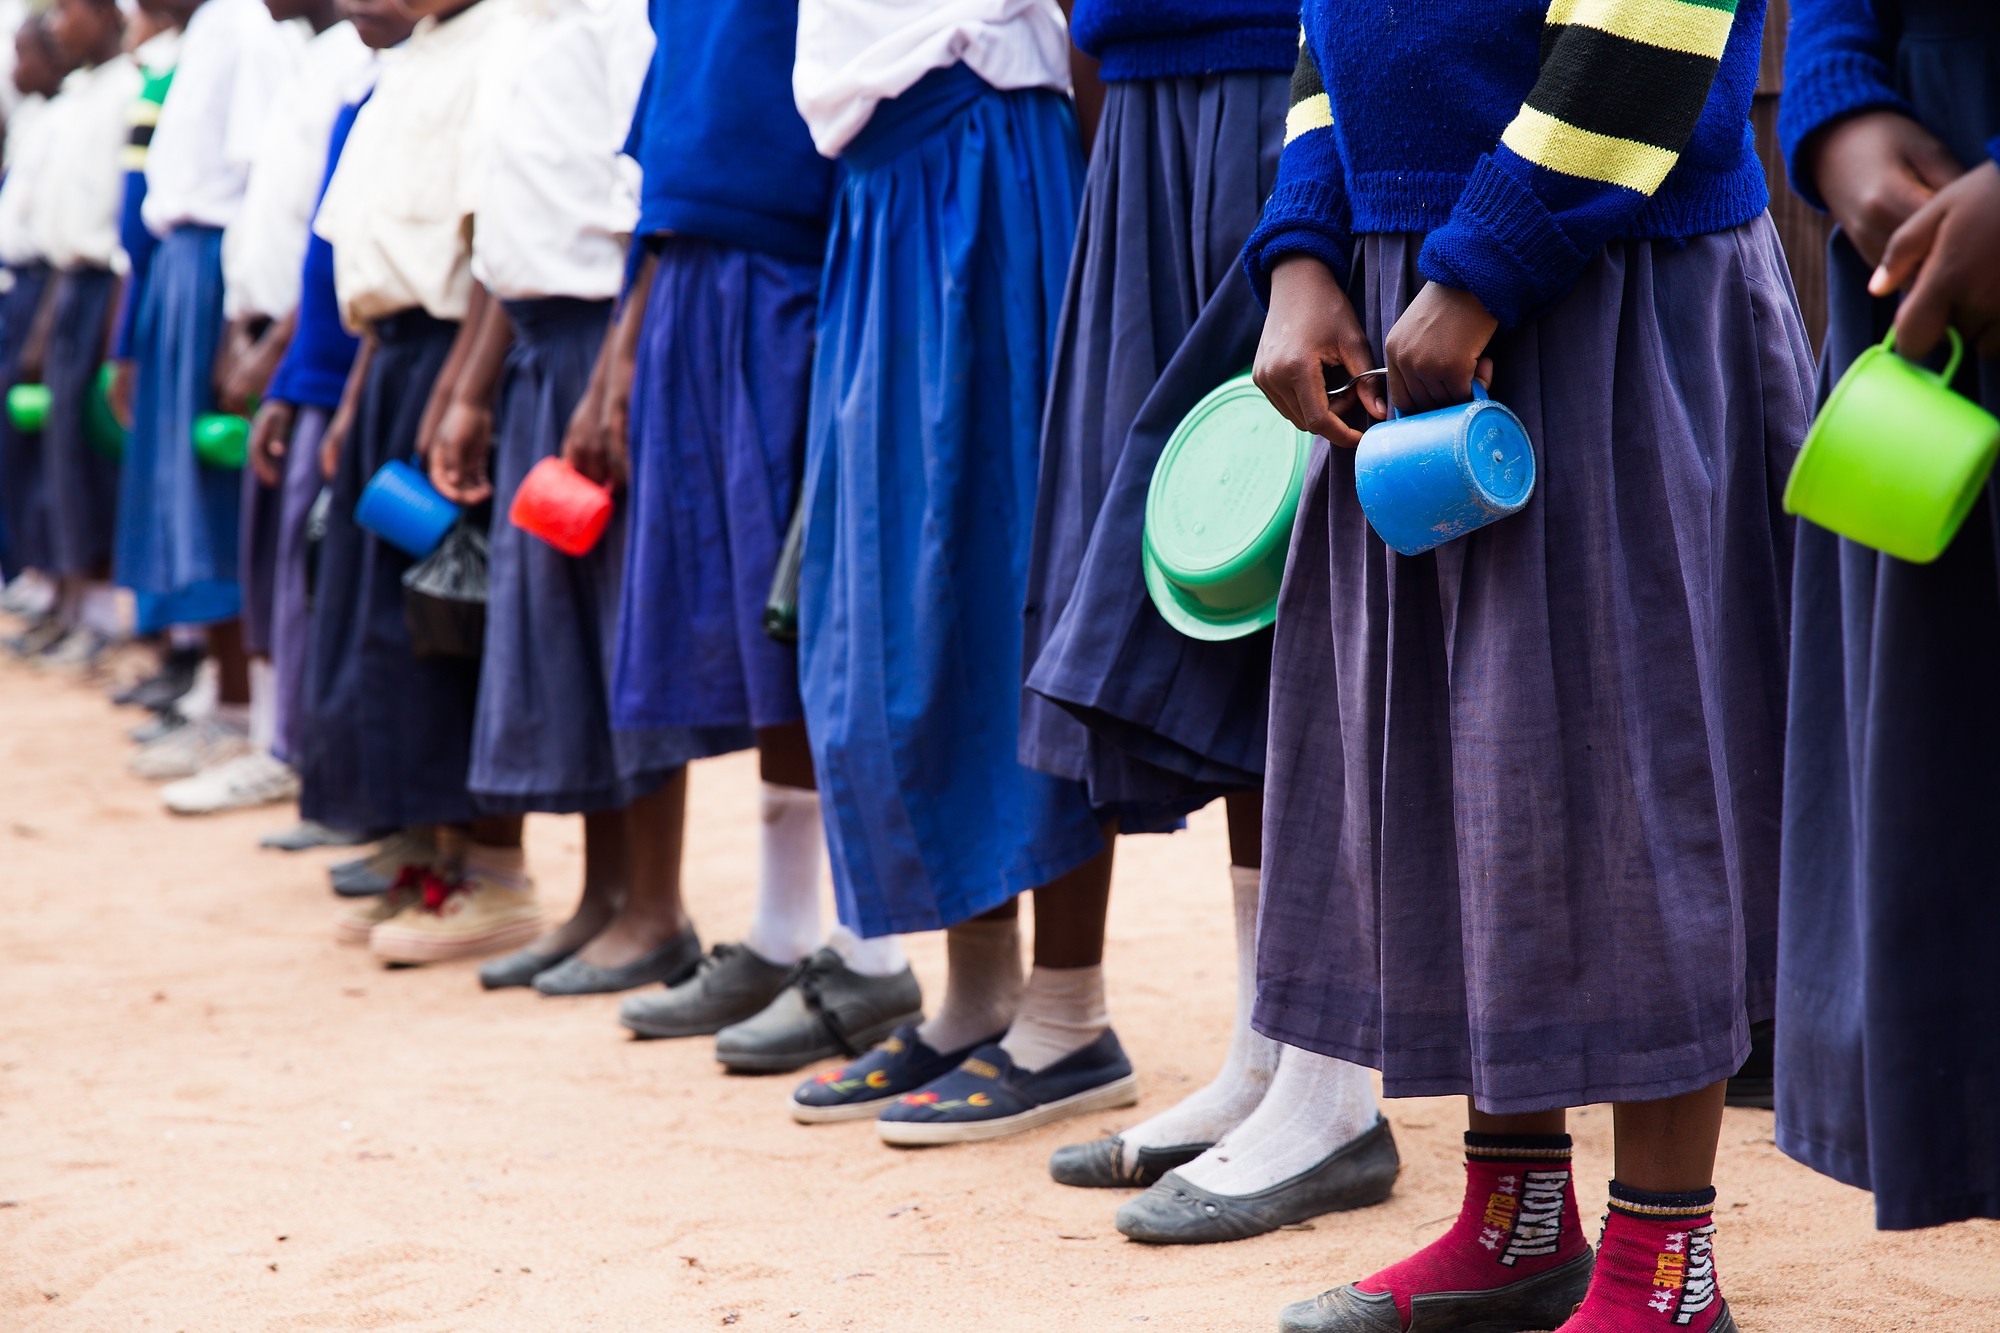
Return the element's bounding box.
[463,842,531,892]
[916,915,1023,1054]
[247,658,277,754]
[827,923,908,977]
[79,582,123,638]
[210,702,251,736]
[177,659,218,720]
[1116,864,1281,1164]
[742,783,824,965]
[999,963,1110,1071]
[1174,1044,1381,1196]
[169,624,205,650]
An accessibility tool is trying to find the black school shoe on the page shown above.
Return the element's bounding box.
[875,1029,1140,1147]
[713,948,923,1075]
[1115,1117,1400,1244]
[1049,1135,1213,1189]
[619,942,794,1039]
[1278,1250,1596,1332]
[1724,1020,1775,1109]
[789,1024,992,1124]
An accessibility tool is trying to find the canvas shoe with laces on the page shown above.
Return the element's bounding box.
[160,752,301,815]
[335,866,429,946]
[129,716,251,781]
[368,868,543,965]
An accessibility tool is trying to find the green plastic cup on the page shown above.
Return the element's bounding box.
[1783,328,2000,564]
[192,413,251,470]
[85,363,127,461]
[7,383,51,433]
[1141,372,1312,641]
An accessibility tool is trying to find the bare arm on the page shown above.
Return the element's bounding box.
[428,289,514,504]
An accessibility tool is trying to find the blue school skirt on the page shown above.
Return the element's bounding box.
[0,261,51,576]
[470,296,734,813]
[609,237,814,740]
[800,65,1104,938]
[1023,72,1287,818]
[1255,222,1810,1114]
[42,267,121,578]
[299,309,479,831]
[1776,0,2000,1230]
[115,226,240,628]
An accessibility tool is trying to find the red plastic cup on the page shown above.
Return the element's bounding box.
[509,456,612,556]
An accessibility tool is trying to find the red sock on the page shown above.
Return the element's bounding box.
[1564,1184,1725,1331]
[1356,1133,1588,1323]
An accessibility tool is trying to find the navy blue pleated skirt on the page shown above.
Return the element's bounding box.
[299,310,479,830]
[471,296,733,814]
[1776,1,2000,1231]
[42,267,121,578]
[1023,72,1287,818]
[115,226,240,627]
[609,236,813,740]
[1255,222,1811,1114]
[0,261,51,576]
[800,65,1104,938]
[270,405,327,765]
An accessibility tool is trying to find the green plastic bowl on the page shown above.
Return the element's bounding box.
[85,363,127,461]
[7,382,51,433]
[1141,372,1312,641]
[192,412,251,470]
[1783,328,2000,564]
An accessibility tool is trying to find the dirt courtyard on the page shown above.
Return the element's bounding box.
[1,650,1996,1331]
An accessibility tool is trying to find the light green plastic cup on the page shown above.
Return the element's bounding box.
[7,383,51,433]
[192,413,251,470]
[1783,328,2000,564]
[1141,373,1312,641]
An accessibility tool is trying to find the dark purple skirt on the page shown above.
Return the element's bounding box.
[0,262,51,576]
[1255,221,1810,1114]
[42,266,120,577]
[1022,73,1287,818]
[270,405,328,764]
[469,297,738,814]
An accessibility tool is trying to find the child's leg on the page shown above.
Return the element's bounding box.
[572,768,692,967]
[743,722,824,968]
[996,832,1115,1069]
[913,900,1026,1053]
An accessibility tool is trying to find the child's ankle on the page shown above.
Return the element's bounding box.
[1564,1183,1725,1331]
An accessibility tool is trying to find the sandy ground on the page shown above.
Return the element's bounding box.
[1,647,1997,1333]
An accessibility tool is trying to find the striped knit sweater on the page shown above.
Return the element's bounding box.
[1243,0,1771,328]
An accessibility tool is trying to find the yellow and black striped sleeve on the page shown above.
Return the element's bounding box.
[1242,28,1355,302]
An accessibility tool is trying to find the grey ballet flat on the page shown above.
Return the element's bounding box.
[1278,1250,1598,1332]
[1117,1117,1401,1245]
[531,929,703,997]
[1049,1135,1212,1189]
[478,946,575,991]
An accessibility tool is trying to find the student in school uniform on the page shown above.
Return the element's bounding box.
[13,0,137,670]
[1244,0,1807,1327]
[113,0,301,781]
[421,0,741,997]
[239,0,406,856]
[561,0,920,1069]
[155,0,370,817]
[1026,2,1394,1245]
[1775,0,2000,1232]
[0,16,70,640]
[778,0,1141,1144]
[309,0,538,965]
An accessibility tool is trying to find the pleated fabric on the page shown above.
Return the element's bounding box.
[270,405,328,765]
[1023,71,1286,816]
[0,262,51,576]
[1255,220,1810,1114]
[470,297,733,814]
[800,65,1104,938]
[1776,0,2000,1230]
[115,226,240,628]
[41,266,120,577]
[299,311,479,831]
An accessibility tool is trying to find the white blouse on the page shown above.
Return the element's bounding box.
[792,0,1070,159]
[0,94,52,266]
[32,60,143,271]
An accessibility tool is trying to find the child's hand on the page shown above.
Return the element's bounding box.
[428,401,495,504]
[1810,110,1962,268]
[1869,160,2000,360]
[248,398,295,488]
[108,360,135,429]
[1254,255,1386,447]
[1383,283,1496,415]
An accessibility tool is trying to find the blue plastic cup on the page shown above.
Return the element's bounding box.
[354,459,459,558]
[1353,382,1535,556]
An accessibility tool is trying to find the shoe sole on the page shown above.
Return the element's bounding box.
[715,1009,924,1076]
[369,917,543,965]
[164,790,299,816]
[790,1092,903,1125]
[334,918,378,947]
[877,1072,1142,1147]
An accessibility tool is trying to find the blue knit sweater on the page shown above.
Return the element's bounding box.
[1069,0,1297,81]
[625,0,833,264]
[268,98,364,411]
[1779,0,2000,210]
[1244,0,1771,329]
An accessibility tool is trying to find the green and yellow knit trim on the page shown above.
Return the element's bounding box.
[1284,27,1333,145]
[1500,0,1739,194]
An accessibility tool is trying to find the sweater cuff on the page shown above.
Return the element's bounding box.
[1418,157,1589,330]
[1778,51,1913,210]
[1242,178,1354,308]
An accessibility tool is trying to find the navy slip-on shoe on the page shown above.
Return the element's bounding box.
[789,1025,990,1124]
[876,1029,1140,1147]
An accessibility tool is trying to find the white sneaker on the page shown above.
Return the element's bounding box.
[33,627,108,674]
[129,717,251,781]
[0,571,56,618]
[161,752,301,815]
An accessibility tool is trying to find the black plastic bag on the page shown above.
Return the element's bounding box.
[762,489,807,643]
[304,487,331,616]
[402,520,488,660]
